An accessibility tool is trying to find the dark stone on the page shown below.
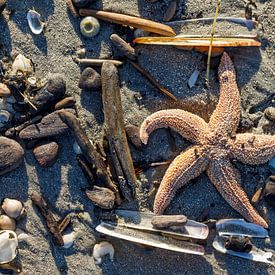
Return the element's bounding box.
[72,0,94,8]
[33,141,59,167]
[78,67,101,90]
[0,137,24,175]
[19,109,75,140]
[225,236,253,253]
[151,215,187,229]
[125,124,142,149]
[86,186,115,209]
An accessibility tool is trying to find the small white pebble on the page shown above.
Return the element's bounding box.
[93,241,114,265]
[62,232,75,249]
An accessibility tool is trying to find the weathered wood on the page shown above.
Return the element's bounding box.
[86,186,115,209]
[151,215,187,229]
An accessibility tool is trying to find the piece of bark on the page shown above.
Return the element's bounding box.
[128,60,177,101]
[0,137,24,176]
[19,109,75,140]
[33,141,59,167]
[58,110,122,205]
[58,214,71,233]
[101,61,137,200]
[79,9,176,37]
[86,186,115,209]
[151,215,187,229]
[31,192,64,246]
[110,34,137,61]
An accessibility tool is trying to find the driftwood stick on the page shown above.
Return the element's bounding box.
[101,61,137,200]
[31,192,64,246]
[79,9,176,37]
[58,110,122,205]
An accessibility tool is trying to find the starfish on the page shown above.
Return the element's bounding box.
[139,52,275,228]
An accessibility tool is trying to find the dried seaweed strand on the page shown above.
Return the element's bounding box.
[128,60,177,101]
[31,192,64,246]
[101,61,137,200]
[58,110,122,205]
[206,0,221,87]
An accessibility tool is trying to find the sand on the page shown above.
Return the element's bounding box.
[0,0,275,274]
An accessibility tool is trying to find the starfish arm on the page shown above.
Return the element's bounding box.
[207,158,268,228]
[209,52,241,136]
[154,146,209,214]
[140,109,209,145]
[231,133,275,165]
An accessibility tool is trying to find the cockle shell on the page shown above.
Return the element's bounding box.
[0,215,16,231]
[93,241,114,264]
[12,54,33,74]
[1,199,24,219]
[27,9,45,35]
[0,230,18,264]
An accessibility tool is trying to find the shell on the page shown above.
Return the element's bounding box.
[0,83,11,97]
[93,241,114,265]
[0,230,18,264]
[27,9,45,35]
[80,16,100,38]
[0,215,16,231]
[188,69,199,88]
[1,199,24,219]
[62,231,75,249]
[12,54,33,74]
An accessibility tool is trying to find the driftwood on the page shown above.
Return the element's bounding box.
[31,192,64,246]
[79,9,176,37]
[101,61,137,201]
[86,186,115,209]
[151,215,187,229]
[58,110,122,205]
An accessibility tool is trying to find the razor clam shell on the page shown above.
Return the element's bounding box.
[216,219,268,238]
[213,236,274,266]
[96,222,205,255]
[115,210,209,240]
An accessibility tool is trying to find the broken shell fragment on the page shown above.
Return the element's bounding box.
[12,54,33,74]
[216,219,268,238]
[0,230,18,264]
[213,236,274,266]
[224,236,253,253]
[27,9,45,35]
[188,69,199,88]
[1,199,24,219]
[62,231,75,249]
[0,216,16,231]
[80,16,100,38]
[93,241,114,264]
[0,83,11,97]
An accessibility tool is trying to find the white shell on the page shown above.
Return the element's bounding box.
[0,230,18,264]
[2,198,24,219]
[62,232,75,249]
[12,54,33,74]
[188,69,199,88]
[27,9,45,35]
[93,241,114,265]
[0,215,16,231]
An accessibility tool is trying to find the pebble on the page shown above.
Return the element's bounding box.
[0,0,6,15]
[125,124,142,149]
[55,97,76,110]
[86,186,115,209]
[0,137,24,175]
[0,83,11,97]
[78,67,101,90]
[62,231,75,249]
[33,141,59,167]
[110,34,137,60]
[264,107,275,122]
[151,215,187,229]
[19,109,75,140]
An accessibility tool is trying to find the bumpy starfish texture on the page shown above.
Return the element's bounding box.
[140,52,275,228]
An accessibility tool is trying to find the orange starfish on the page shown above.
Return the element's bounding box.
[140,52,275,228]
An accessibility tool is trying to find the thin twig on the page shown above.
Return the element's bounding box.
[205,0,221,87]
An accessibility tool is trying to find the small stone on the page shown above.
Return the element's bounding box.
[125,124,142,149]
[19,109,75,140]
[33,141,59,167]
[0,83,11,97]
[72,0,94,8]
[0,0,6,15]
[151,214,187,229]
[55,97,76,110]
[78,67,101,90]
[0,137,24,175]
[86,186,115,209]
[225,236,252,253]
[264,107,275,122]
[110,34,137,61]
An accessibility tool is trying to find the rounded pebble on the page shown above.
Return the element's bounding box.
[33,141,59,167]
[2,198,24,219]
[80,16,100,38]
[78,67,101,90]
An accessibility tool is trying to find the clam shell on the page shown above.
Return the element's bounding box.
[0,230,18,264]
[2,199,24,219]
[0,215,16,231]
[213,236,274,266]
[12,54,33,74]
[27,9,45,35]
[93,241,114,264]
[216,219,268,238]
